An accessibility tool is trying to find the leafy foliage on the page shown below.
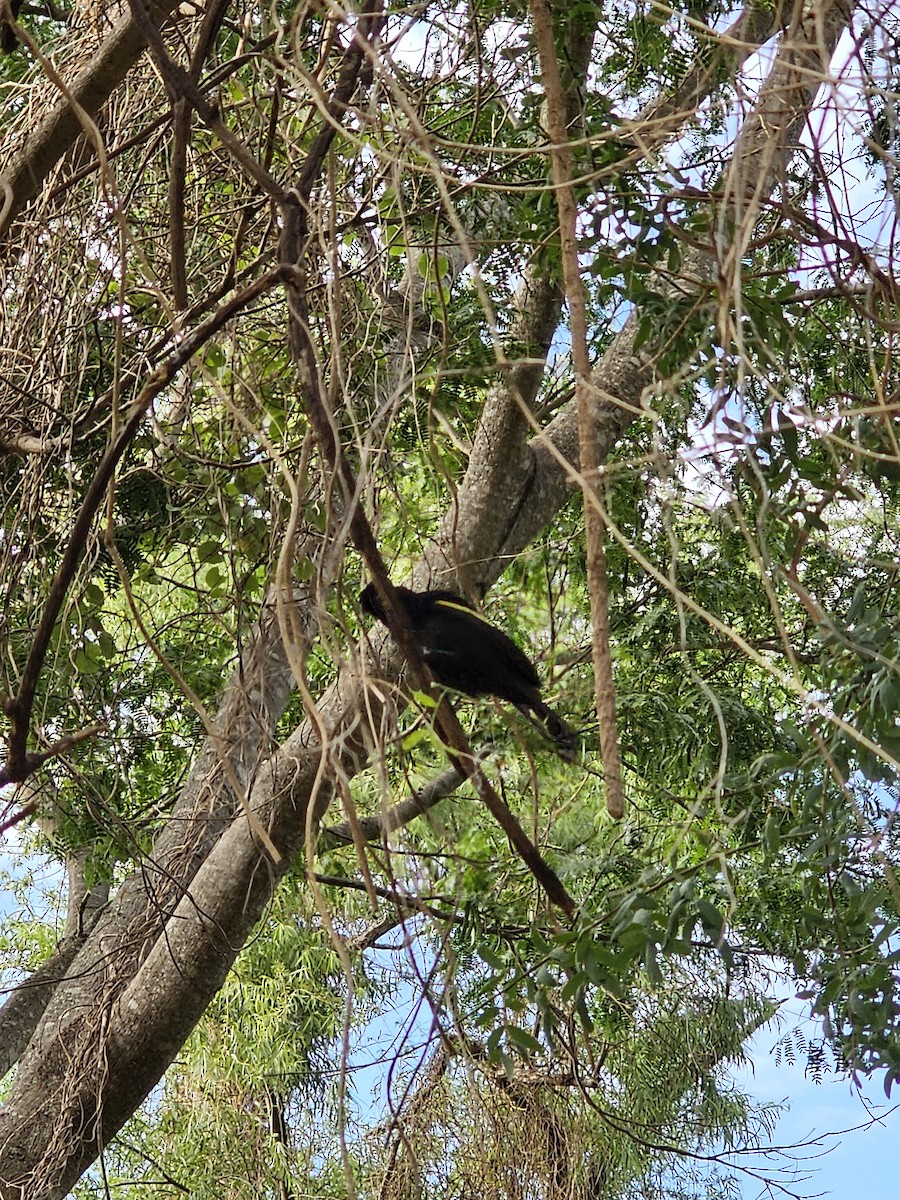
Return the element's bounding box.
[2,0,900,1195]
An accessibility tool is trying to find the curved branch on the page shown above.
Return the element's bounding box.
[425,2,779,592]
[1,269,281,787]
[0,0,184,239]
[320,757,479,849]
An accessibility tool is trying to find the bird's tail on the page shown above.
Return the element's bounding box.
[518,700,580,761]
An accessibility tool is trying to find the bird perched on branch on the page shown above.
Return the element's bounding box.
[360,582,578,758]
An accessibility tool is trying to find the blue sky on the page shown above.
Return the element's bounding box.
[1,835,897,1198]
[344,942,900,1200]
[732,1009,898,1200]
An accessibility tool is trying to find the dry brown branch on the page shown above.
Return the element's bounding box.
[0,722,105,787]
[530,0,625,820]
[167,0,231,310]
[127,0,283,199]
[423,3,777,593]
[321,759,471,848]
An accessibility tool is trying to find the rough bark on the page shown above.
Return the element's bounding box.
[424,2,781,591]
[0,2,848,1194]
[0,0,184,238]
[0,583,305,1081]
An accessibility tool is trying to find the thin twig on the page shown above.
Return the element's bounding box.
[1,268,281,786]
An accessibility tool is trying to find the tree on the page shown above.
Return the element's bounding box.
[1,0,899,1195]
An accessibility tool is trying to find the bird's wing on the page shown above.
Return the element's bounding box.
[430,600,541,693]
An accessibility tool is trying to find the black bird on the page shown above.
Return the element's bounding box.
[0,0,22,54]
[360,582,578,757]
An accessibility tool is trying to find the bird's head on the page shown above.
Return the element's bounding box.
[359,582,385,622]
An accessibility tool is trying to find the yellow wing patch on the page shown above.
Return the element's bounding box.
[433,599,495,628]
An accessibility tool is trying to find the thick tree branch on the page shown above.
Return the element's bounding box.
[423,14,598,591]
[0,577,309,1095]
[424,2,778,593]
[127,0,283,200]
[0,4,849,1195]
[168,0,232,310]
[0,0,183,238]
